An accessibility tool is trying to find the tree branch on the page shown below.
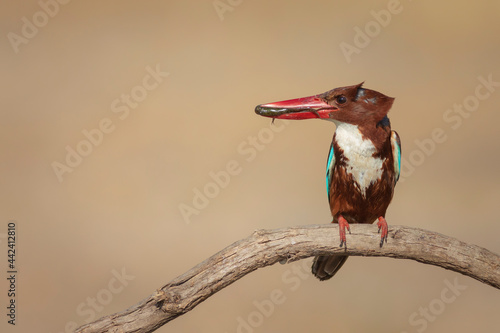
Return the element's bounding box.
[75,224,500,333]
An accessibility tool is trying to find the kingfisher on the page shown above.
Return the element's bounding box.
[255,83,401,280]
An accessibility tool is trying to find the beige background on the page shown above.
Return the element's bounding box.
[2,1,500,332]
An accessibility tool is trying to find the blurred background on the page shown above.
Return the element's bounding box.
[2,1,500,332]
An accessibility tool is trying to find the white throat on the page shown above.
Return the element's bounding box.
[334,123,384,195]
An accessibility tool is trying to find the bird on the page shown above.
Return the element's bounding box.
[255,83,401,280]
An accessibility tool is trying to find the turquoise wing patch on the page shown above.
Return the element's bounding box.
[326,142,335,199]
[391,130,402,184]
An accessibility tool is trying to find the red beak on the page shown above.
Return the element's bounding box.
[255,95,337,120]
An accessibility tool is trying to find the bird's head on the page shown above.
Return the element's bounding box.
[255,83,394,126]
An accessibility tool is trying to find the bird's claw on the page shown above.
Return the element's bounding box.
[338,215,350,248]
[377,217,389,248]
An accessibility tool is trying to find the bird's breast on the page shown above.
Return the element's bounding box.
[334,124,385,196]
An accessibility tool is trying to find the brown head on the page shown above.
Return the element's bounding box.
[255,83,394,127]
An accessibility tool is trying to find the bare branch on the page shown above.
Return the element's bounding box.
[75,224,500,333]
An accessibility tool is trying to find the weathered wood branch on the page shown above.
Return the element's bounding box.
[76,224,500,333]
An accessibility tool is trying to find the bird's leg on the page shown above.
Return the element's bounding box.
[377,216,389,247]
[338,215,351,248]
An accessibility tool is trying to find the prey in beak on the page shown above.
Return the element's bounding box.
[255,95,338,120]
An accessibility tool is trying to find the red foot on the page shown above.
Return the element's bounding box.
[338,215,351,248]
[377,216,389,247]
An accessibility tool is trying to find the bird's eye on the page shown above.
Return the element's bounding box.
[336,95,347,104]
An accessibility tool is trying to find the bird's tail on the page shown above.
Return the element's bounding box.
[311,255,349,281]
